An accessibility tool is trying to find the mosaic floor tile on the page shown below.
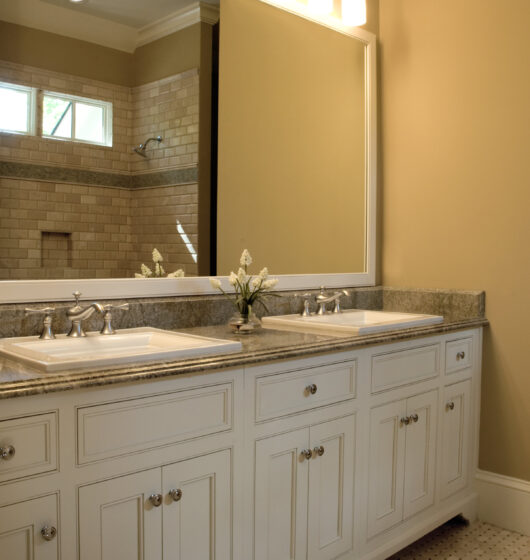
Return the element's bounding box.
[388,517,530,559]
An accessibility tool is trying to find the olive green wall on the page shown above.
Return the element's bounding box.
[380,0,530,481]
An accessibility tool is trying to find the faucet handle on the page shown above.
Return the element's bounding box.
[295,293,314,317]
[24,307,56,340]
[72,291,82,305]
[100,303,130,335]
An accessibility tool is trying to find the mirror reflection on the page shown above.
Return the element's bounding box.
[0,0,368,281]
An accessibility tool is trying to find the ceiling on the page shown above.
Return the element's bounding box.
[40,0,219,28]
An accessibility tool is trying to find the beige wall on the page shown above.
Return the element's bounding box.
[217,0,366,275]
[380,0,530,481]
[0,20,202,88]
[0,21,134,87]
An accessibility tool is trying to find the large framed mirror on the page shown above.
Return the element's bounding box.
[0,0,376,303]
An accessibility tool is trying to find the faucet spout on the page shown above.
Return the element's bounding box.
[67,293,104,337]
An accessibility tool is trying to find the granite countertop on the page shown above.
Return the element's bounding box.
[0,315,488,400]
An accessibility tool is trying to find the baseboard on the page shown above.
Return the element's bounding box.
[476,469,530,536]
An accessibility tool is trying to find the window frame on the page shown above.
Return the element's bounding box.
[0,81,37,137]
[41,90,113,147]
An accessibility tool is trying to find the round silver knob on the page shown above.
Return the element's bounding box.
[400,416,411,426]
[313,445,325,457]
[41,526,57,541]
[149,493,163,507]
[301,449,313,461]
[456,351,466,360]
[0,445,15,460]
[169,488,183,502]
[410,413,419,423]
[306,384,318,396]
[446,401,455,411]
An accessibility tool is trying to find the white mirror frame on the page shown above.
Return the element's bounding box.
[0,16,376,304]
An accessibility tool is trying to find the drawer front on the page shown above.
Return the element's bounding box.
[0,412,58,484]
[255,361,356,422]
[445,337,473,374]
[77,382,232,464]
[371,344,440,393]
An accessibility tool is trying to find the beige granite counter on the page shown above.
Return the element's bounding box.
[0,315,488,400]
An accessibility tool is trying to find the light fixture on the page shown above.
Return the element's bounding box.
[69,0,88,4]
[341,0,366,26]
[307,0,333,16]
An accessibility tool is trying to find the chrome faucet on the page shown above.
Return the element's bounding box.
[67,291,104,337]
[315,287,350,315]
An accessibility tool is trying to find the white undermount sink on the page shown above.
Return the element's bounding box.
[262,309,443,336]
[0,327,242,373]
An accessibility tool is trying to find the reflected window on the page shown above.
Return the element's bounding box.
[42,92,112,146]
[0,82,36,135]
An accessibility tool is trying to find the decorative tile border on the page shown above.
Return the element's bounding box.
[0,160,198,189]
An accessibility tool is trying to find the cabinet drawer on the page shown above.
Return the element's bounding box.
[371,344,440,393]
[255,361,356,422]
[0,412,58,484]
[445,337,473,374]
[77,382,232,464]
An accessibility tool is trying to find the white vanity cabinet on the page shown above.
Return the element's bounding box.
[367,390,438,538]
[0,494,59,560]
[78,449,231,560]
[254,415,355,560]
[0,327,482,560]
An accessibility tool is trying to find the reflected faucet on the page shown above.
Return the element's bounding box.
[67,292,104,337]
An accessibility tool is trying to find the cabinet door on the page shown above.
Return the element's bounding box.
[79,468,162,560]
[440,380,472,499]
[403,390,438,519]
[307,415,355,560]
[367,400,406,538]
[254,428,309,560]
[162,449,231,560]
[0,494,58,560]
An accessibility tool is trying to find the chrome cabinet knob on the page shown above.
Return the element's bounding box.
[169,488,183,502]
[0,445,15,460]
[301,449,313,461]
[446,401,455,411]
[305,384,318,395]
[149,493,163,507]
[41,526,57,541]
[313,445,325,457]
[456,351,466,360]
[410,413,419,423]
[400,416,411,426]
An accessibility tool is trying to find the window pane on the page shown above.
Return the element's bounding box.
[0,86,29,133]
[75,102,104,143]
[43,96,72,138]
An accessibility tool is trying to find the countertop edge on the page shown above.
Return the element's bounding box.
[0,318,488,400]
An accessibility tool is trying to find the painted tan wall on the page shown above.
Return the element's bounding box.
[217,0,366,275]
[0,21,134,86]
[380,0,530,481]
[0,20,202,87]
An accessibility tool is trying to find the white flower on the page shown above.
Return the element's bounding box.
[258,267,269,280]
[167,269,185,278]
[262,278,279,290]
[210,277,222,289]
[251,276,262,289]
[152,248,163,263]
[237,267,248,285]
[229,272,238,286]
[240,249,252,267]
[141,264,152,277]
[134,273,144,278]
[155,262,162,277]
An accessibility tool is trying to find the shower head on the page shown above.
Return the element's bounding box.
[132,135,162,158]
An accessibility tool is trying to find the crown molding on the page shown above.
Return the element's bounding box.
[137,2,220,48]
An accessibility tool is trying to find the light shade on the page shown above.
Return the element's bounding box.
[307,0,334,16]
[342,0,366,26]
